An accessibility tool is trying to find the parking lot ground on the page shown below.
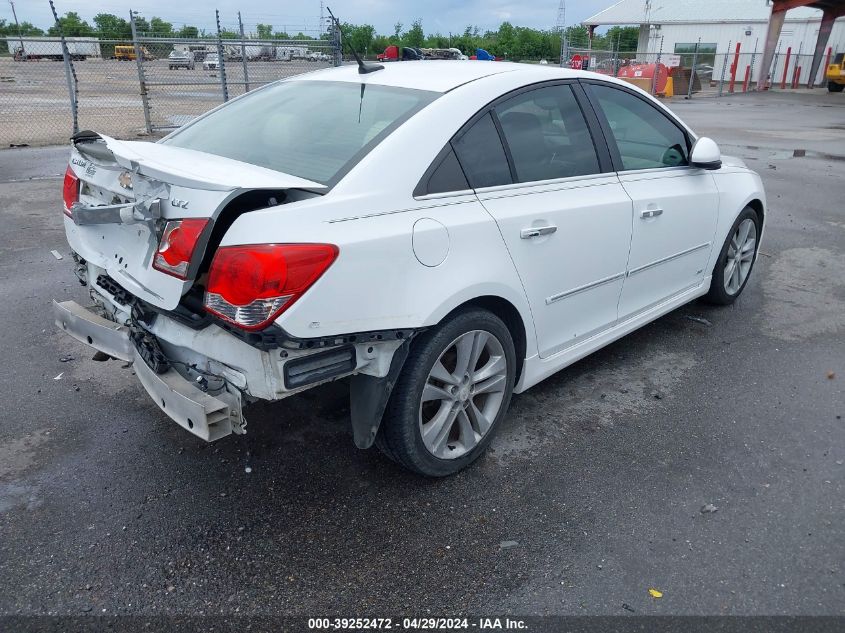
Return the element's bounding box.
[0,91,843,619]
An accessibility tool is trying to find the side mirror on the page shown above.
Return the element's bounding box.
[690,137,722,170]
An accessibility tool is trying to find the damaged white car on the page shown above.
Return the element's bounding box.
[55,61,765,476]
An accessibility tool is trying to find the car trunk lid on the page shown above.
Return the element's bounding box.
[66,133,325,311]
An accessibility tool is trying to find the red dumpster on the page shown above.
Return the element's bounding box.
[616,62,669,94]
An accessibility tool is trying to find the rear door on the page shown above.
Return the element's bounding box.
[454,82,634,359]
[583,81,719,319]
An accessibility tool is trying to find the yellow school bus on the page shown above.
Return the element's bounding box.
[114,45,154,61]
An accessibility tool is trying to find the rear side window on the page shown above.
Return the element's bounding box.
[422,148,469,195]
[494,84,600,183]
[453,112,513,189]
[589,84,690,171]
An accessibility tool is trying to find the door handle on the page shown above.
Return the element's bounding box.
[640,208,664,219]
[520,225,557,239]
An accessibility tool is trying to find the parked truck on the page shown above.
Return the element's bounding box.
[827,53,845,92]
[9,38,100,61]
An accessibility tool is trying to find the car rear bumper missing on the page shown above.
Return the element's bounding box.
[53,300,241,441]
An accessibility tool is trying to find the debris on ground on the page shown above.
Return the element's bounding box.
[827,371,836,380]
[499,540,519,549]
[622,603,636,612]
[686,315,712,327]
[648,588,663,599]
[59,355,74,363]
[244,466,252,474]
[701,503,719,514]
[53,372,63,380]
[50,250,63,260]
[651,391,664,400]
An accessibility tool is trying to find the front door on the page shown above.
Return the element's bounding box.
[584,82,719,319]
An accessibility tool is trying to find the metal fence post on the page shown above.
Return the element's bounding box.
[129,10,153,134]
[652,35,663,95]
[215,10,229,102]
[238,12,251,93]
[332,19,342,66]
[686,38,700,100]
[748,38,759,92]
[718,42,731,97]
[49,0,79,135]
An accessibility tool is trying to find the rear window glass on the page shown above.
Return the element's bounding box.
[163,80,438,186]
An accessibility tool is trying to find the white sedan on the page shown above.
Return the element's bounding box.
[55,61,765,476]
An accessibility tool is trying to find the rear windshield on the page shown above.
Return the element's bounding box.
[163,80,439,186]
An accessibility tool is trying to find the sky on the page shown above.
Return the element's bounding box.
[2,0,613,35]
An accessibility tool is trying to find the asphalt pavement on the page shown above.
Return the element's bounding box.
[0,91,843,619]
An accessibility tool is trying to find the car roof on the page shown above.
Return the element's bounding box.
[294,60,587,93]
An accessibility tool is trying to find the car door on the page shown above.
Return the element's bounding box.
[452,82,633,359]
[583,81,720,320]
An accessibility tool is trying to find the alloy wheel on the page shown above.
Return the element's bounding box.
[418,330,508,459]
[724,218,757,295]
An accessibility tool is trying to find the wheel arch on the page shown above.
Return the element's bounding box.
[439,294,529,383]
[746,197,765,225]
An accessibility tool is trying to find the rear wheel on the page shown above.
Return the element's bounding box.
[828,81,845,93]
[376,309,516,477]
[704,207,761,305]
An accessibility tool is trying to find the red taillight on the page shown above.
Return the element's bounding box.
[153,219,209,279]
[62,166,79,217]
[204,243,338,331]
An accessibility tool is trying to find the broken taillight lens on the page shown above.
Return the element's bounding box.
[62,166,79,217]
[153,219,209,279]
[204,243,338,331]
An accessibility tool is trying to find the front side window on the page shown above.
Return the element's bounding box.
[589,84,690,171]
[494,84,600,183]
[164,80,438,186]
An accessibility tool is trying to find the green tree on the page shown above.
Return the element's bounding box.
[177,25,199,39]
[256,24,273,39]
[149,17,174,38]
[342,22,375,55]
[403,19,424,48]
[93,13,130,39]
[48,12,94,37]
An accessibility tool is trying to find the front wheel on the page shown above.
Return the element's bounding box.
[377,309,516,477]
[828,81,845,93]
[704,207,761,305]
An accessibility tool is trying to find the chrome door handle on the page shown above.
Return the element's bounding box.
[640,208,664,219]
[520,225,557,239]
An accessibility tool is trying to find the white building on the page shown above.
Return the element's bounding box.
[584,0,845,83]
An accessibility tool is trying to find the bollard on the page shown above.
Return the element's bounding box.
[780,47,791,89]
[728,42,741,93]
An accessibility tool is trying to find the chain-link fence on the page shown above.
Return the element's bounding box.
[0,17,340,148]
[2,26,840,148]
[136,35,338,133]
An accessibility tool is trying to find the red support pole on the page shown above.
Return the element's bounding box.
[743,65,751,92]
[729,42,741,93]
[780,47,792,89]
[792,65,801,89]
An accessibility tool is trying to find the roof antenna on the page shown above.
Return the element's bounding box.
[326,6,384,74]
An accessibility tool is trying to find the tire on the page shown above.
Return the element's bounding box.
[376,308,516,477]
[828,81,845,93]
[704,206,761,305]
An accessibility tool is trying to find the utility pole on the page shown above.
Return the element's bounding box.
[9,0,25,58]
[556,0,566,67]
